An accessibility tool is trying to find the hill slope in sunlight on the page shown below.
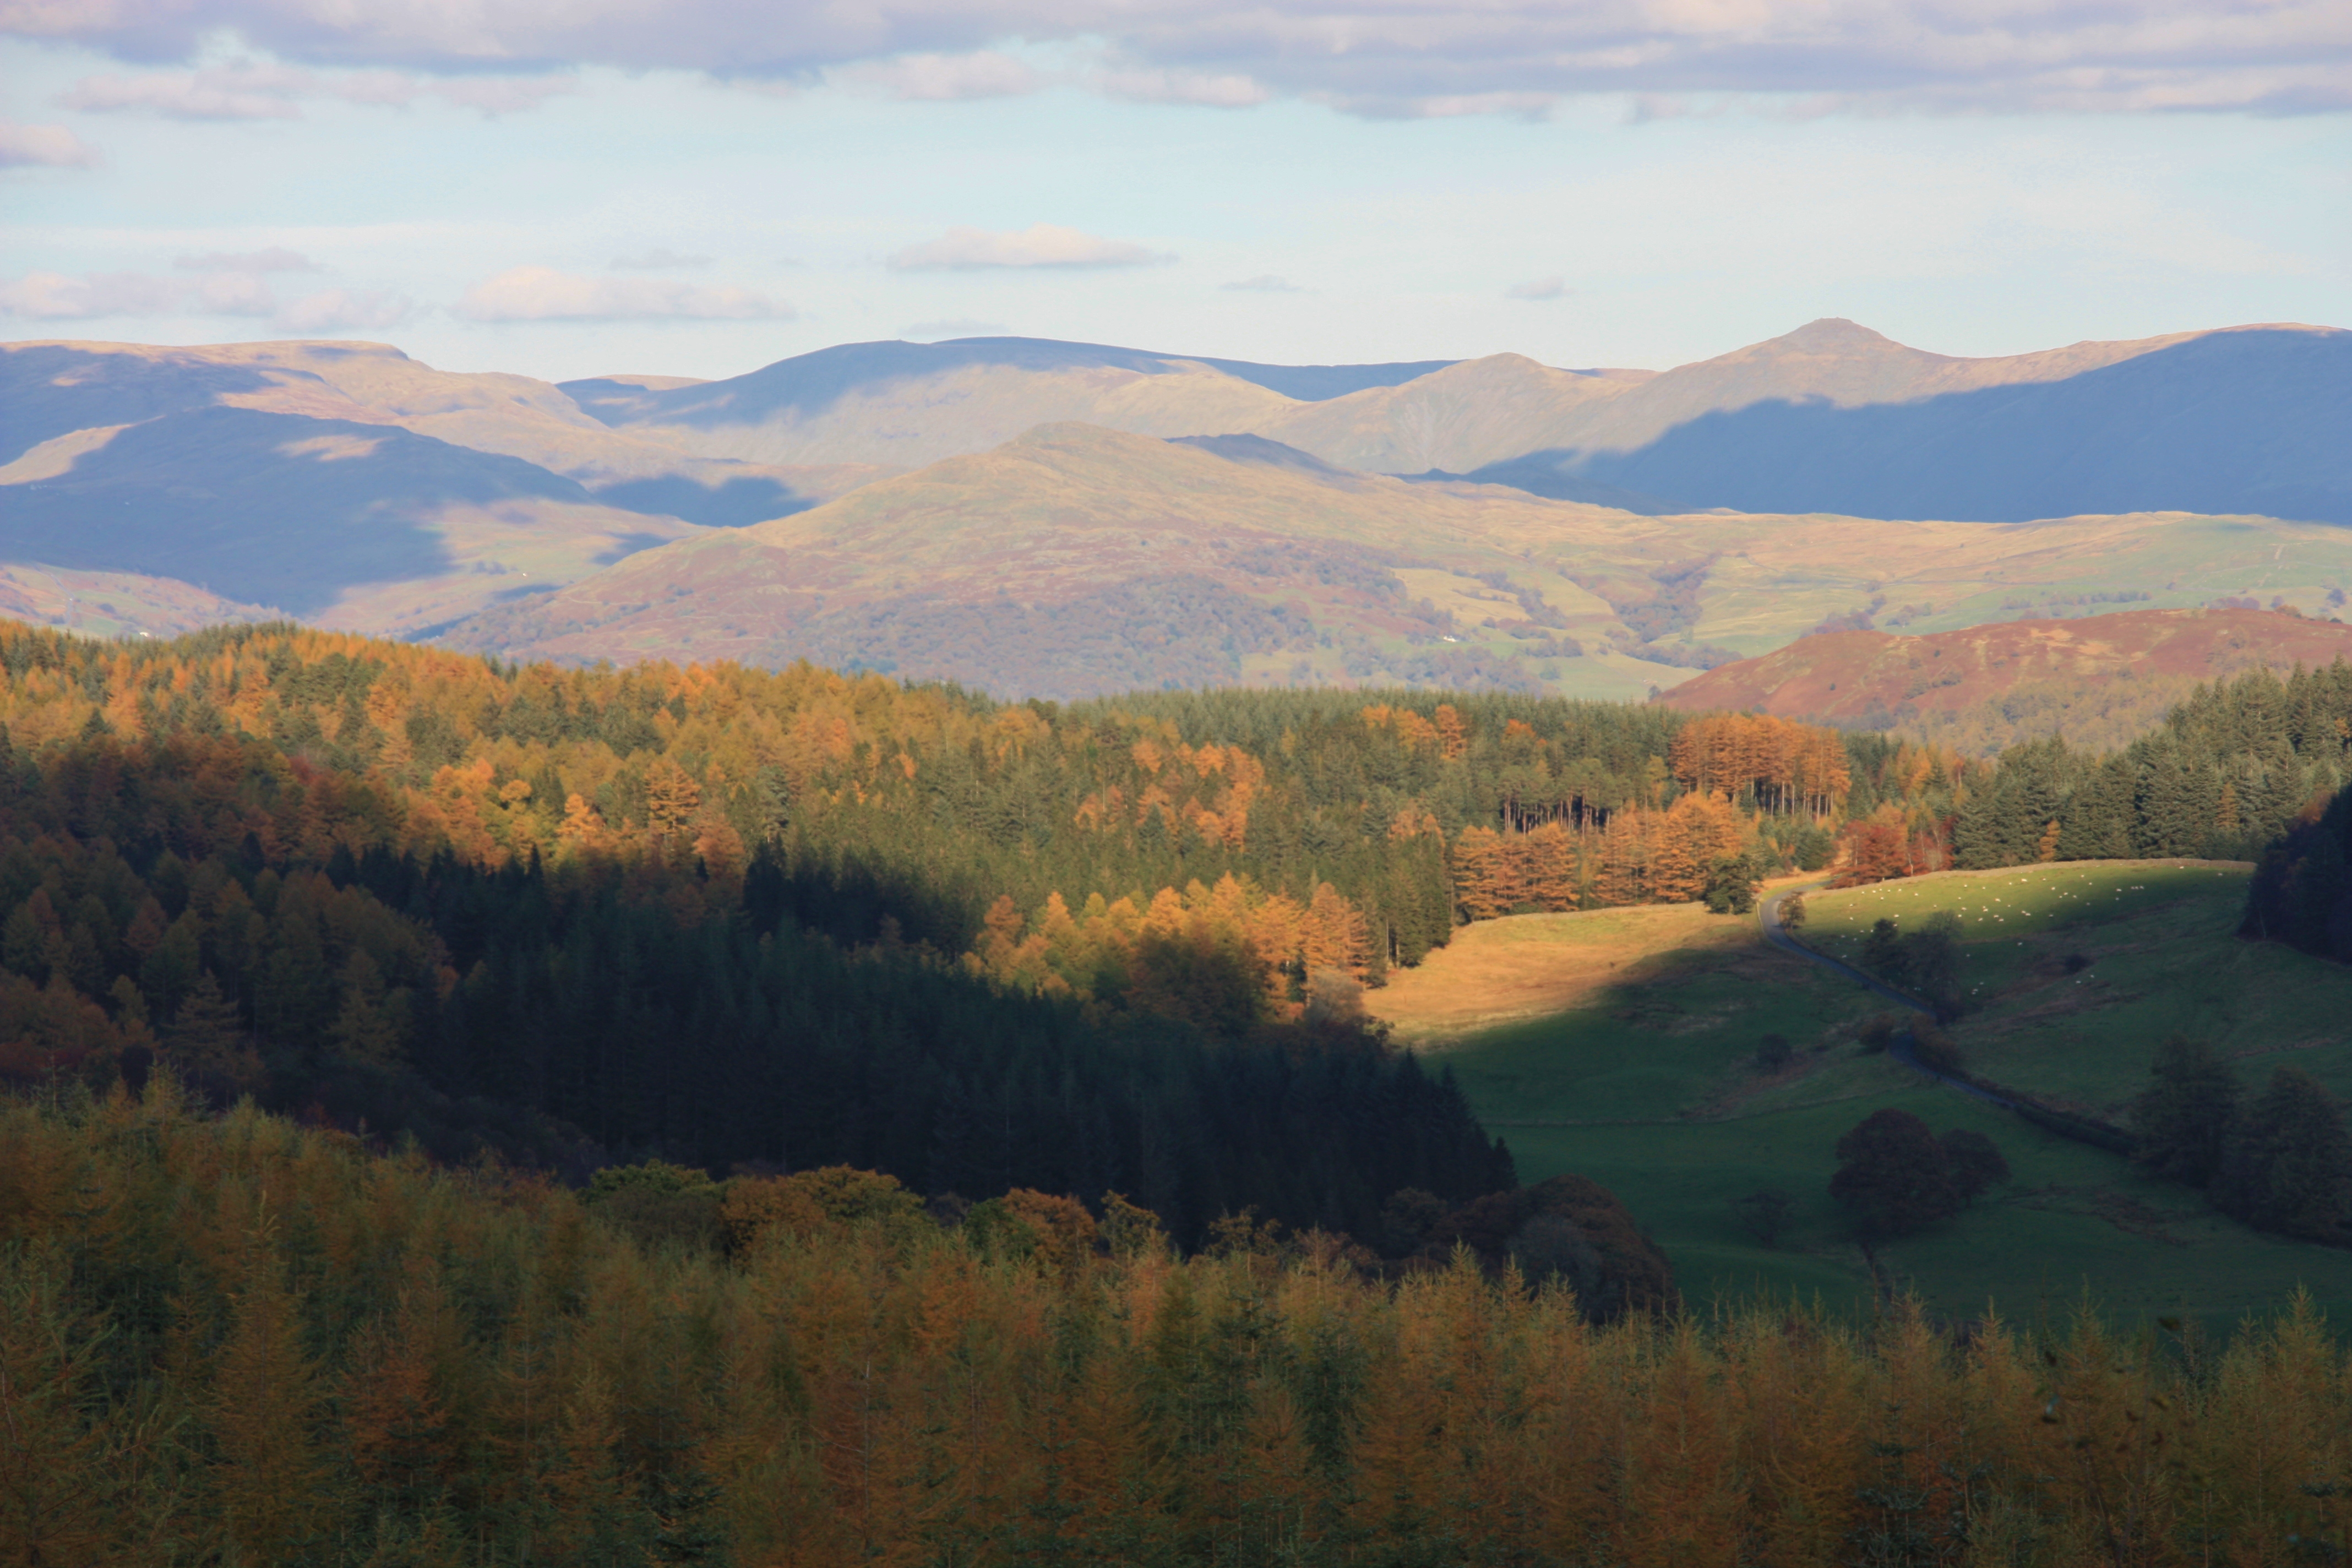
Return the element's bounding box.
[1658,606,2352,752]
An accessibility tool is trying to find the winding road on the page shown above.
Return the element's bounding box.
[1757,882,2018,1109]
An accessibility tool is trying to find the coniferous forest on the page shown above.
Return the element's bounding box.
[4,620,2352,1564]
[6,1087,2351,1568]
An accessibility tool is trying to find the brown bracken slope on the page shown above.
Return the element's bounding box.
[1655,608,2352,742]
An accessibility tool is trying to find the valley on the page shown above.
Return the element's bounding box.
[12,17,2349,1554]
[1380,861,2352,1331]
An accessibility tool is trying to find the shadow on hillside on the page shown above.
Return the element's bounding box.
[1485,329,2352,524]
[0,406,607,612]
[561,338,1456,431]
[1,344,279,463]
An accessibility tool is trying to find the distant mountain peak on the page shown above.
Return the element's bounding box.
[1774,318,1901,353]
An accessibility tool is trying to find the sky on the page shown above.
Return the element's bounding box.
[3,1,2348,384]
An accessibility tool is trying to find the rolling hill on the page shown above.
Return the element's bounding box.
[1380,861,2352,1329]
[558,319,2352,523]
[5,319,2348,689]
[436,423,2352,701]
[1657,606,2352,752]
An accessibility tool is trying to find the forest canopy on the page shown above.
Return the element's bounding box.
[0,618,2344,1234]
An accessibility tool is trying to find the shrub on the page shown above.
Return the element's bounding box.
[1910,1023,1966,1076]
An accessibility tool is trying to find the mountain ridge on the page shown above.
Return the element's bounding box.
[7,318,2348,695]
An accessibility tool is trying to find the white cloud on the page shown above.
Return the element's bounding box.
[63,64,306,119]
[277,287,415,331]
[19,0,2343,115]
[195,270,276,314]
[889,222,1167,270]
[612,248,713,270]
[432,77,580,115]
[0,121,99,167]
[175,246,320,272]
[851,51,1039,100]
[1221,274,1302,292]
[0,263,416,327]
[456,265,793,321]
[902,317,1006,339]
[1093,66,1268,108]
[1506,275,1569,301]
[59,63,577,120]
[0,270,185,319]
[1339,90,1556,121]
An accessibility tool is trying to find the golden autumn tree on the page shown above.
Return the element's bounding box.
[643,755,703,835]
[208,1227,333,1562]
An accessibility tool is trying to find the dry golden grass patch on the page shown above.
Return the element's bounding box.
[1368,899,1769,1044]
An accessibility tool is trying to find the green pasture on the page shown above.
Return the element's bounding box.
[1803,861,2352,1112]
[1430,861,2352,1330]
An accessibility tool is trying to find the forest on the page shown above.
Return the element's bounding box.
[3,622,2352,1562]
[4,1086,2348,1568]
[1946,659,2352,874]
[0,622,2345,1219]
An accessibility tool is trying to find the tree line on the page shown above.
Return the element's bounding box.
[2133,1035,2352,1244]
[1945,661,2352,874]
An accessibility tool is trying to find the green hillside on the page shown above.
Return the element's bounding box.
[1408,861,2352,1332]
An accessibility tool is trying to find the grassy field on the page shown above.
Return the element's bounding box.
[1369,861,2352,1331]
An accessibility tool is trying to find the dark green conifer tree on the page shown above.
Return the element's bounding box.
[2212,1066,2352,1243]
[2131,1035,2241,1188]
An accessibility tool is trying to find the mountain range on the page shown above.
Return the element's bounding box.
[3,319,2346,699]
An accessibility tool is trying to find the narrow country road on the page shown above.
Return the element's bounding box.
[1757,882,2018,1109]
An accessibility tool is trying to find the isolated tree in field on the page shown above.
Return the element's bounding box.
[1777,893,1807,934]
[1829,1109,1964,1238]
[1901,912,1965,1014]
[2212,1066,2352,1242]
[2131,1035,2242,1187]
[1860,918,1907,982]
[1702,854,1760,914]
[1939,1129,2011,1201]
[1729,1188,1794,1248]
